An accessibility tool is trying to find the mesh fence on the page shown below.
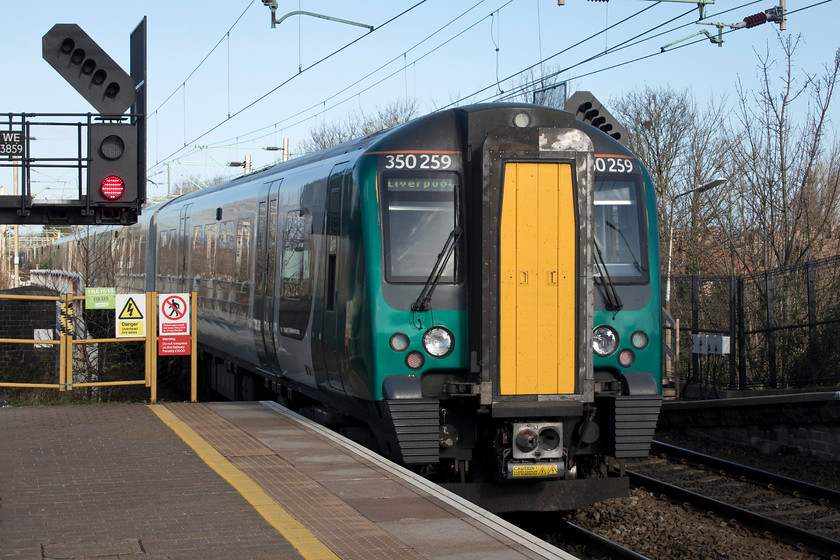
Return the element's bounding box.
[666,255,840,393]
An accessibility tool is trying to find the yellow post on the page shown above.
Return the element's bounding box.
[65,294,74,391]
[58,295,67,391]
[58,297,67,391]
[191,291,197,403]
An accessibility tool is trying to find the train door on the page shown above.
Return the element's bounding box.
[253,180,283,369]
[317,163,350,392]
[176,203,193,293]
[499,162,577,395]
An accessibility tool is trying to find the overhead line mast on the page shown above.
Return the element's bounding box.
[652,0,787,51]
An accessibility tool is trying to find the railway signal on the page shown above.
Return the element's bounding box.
[88,123,137,206]
[565,91,629,145]
[42,24,136,115]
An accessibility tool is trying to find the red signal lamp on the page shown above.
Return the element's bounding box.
[100,175,125,200]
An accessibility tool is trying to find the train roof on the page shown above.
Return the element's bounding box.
[149,102,634,208]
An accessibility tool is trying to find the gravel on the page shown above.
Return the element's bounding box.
[542,429,838,559]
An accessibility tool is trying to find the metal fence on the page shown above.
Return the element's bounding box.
[667,255,840,396]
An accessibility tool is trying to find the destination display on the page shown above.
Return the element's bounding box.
[385,176,457,192]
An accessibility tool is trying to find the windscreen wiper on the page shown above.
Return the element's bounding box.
[593,238,623,311]
[412,226,462,312]
[605,219,646,273]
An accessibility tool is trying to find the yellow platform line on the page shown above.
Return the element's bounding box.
[149,404,339,560]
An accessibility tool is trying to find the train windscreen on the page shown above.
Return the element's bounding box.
[381,173,459,283]
[593,176,649,283]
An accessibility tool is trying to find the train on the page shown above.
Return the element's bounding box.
[46,103,663,512]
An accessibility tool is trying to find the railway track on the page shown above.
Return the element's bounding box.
[554,520,650,560]
[627,441,840,559]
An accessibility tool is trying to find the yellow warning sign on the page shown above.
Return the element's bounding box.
[118,321,144,337]
[115,294,146,338]
[119,297,144,320]
[510,463,560,478]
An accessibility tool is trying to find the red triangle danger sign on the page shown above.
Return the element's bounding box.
[118,297,144,320]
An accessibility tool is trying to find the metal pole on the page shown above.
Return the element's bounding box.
[191,291,197,403]
[806,261,817,384]
[12,159,19,288]
[766,271,777,388]
[729,275,736,389]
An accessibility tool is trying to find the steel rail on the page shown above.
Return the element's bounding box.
[556,520,650,560]
[627,470,840,560]
[651,440,840,506]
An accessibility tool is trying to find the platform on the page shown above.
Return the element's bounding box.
[0,401,575,559]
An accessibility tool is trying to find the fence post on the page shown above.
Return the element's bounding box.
[737,277,746,390]
[691,275,699,386]
[59,295,67,391]
[807,260,818,385]
[766,271,777,388]
[65,293,74,390]
[729,275,736,389]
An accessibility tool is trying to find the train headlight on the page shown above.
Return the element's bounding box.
[390,332,410,352]
[423,326,454,358]
[593,325,618,357]
[631,330,648,350]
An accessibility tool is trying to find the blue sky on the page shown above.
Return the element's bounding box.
[1,0,837,201]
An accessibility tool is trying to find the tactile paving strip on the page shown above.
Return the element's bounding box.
[164,402,424,560]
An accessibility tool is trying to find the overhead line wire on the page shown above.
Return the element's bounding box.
[153,1,428,170]
[151,0,256,117]
[495,0,828,105]
[152,0,832,175]
[205,0,496,149]
[462,0,771,106]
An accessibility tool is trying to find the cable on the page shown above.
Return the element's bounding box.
[151,0,832,177]
[201,0,493,151]
[151,1,256,117]
[153,1,428,169]
[440,0,665,110]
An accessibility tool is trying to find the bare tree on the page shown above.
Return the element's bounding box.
[720,35,840,274]
[612,86,728,274]
[299,99,420,153]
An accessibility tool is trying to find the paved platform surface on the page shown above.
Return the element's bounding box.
[0,401,575,559]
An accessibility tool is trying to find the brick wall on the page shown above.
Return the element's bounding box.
[660,393,840,463]
[0,286,60,382]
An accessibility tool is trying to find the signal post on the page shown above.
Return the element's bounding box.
[0,20,146,226]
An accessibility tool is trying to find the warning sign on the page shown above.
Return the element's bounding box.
[509,463,560,478]
[119,297,144,320]
[158,293,190,335]
[115,294,146,338]
[159,334,191,356]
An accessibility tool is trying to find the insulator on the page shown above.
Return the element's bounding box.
[743,13,767,28]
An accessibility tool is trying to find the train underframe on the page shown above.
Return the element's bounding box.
[198,349,660,512]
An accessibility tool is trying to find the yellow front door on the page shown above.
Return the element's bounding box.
[499,162,576,395]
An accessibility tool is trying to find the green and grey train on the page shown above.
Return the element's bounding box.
[51,103,662,511]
